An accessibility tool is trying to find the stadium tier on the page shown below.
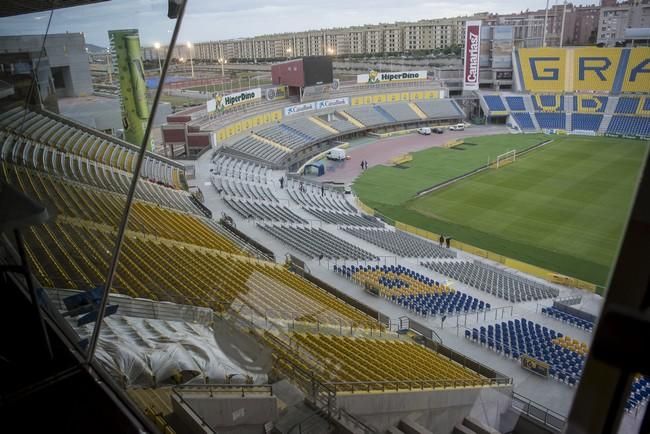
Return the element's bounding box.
[269,332,491,391]
[505,96,526,111]
[213,154,270,184]
[421,260,560,302]
[341,227,456,258]
[0,107,185,189]
[303,207,384,227]
[287,185,357,213]
[223,197,307,223]
[218,99,464,167]
[516,47,650,94]
[216,177,278,202]
[259,224,379,260]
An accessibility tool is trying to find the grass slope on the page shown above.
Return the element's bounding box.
[355,134,647,286]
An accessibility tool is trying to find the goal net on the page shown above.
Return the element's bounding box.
[494,149,516,169]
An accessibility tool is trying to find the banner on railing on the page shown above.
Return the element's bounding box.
[357,70,427,84]
[521,355,549,377]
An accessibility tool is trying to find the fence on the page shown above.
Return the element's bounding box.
[511,391,566,432]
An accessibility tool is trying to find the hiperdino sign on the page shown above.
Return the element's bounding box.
[357,70,427,84]
[211,88,262,112]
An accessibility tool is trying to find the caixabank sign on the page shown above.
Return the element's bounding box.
[463,20,482,91]
[357,70,427,84]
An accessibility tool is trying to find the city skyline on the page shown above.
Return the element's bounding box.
[0,0,603,47]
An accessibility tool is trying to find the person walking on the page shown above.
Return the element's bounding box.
[279,176,284,189]
[445,236,452,249]
[360,160,364,171]
[439,234,444,247]
[321,184,325,196]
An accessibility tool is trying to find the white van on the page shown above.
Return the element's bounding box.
[326,148,346,160]
[417,127,431,135]
[449,123,465,131]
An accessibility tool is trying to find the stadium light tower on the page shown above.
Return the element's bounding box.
[153,42,162,76]
[187,41,194,79]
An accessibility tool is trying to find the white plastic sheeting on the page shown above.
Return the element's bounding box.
[77,316,267,387]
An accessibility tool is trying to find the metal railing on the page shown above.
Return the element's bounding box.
[511,391,566,432]
[173,383,273,398]
[326,377,511,393]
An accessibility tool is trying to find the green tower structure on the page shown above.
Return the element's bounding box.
[109,29,150,146]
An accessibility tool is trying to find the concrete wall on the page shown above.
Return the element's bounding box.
[0,33,92,98]
[174,393,277,434]
[337,386,512,434]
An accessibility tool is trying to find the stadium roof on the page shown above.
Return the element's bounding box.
[0,0,108,18]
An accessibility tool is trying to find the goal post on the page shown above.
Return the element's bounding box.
[494,149,517,169]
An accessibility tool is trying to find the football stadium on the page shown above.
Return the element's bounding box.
[0,2,649,434]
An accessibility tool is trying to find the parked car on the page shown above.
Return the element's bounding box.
[326,148,346,160]
[417,127,431,135]
[449,123,465,131]
[432,127,444,134]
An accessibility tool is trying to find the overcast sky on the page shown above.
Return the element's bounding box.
[0,0,600,47]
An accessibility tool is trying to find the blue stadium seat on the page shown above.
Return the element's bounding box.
[535,113,565,129]
[614,97,641,114]
[572,114,603,132]
[505,96,526,111]
[607,116,650,137]
[512,112,535,130]
[484,95,507,112]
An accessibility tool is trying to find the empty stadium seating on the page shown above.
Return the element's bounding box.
[505,96,526,111]
[465,318,586,386]
[574,95,608,113]
[614,97,641,114]
[342,106,393,126]
[304,208,383,227]
[334,264,490,317]
[229,135,288,164]
[278,332,490,391]
[535,112,566,130]
[223,197,307,223]
[376,103,420,122]
[213,154,270,184]
[259,224,378,260]
[342,228,456,258]
[0,131,199,214]
[571,114,603,132]
[483,95,507,113]
[421,260,560,302]
[287,186,356,213]
[532,94,564,112]
[415,100,464,119]
[541,306,595,332]
[0,107,184,188]
[607,116,650,137]
[22,220,376,327]
[216,177,277,202]
[511,113,536,131]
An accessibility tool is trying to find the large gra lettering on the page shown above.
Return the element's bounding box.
[578,57,612,81]
[529,57,560,80]
[629,58,650,82]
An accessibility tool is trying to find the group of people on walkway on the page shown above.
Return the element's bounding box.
[360,160,369,171]
[439,234,452,249]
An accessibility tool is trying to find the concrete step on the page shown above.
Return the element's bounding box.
[309,116,339,134]
[409,102,428,120]
[338,110,366,128]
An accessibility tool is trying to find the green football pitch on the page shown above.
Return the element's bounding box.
[354,133,648,287]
